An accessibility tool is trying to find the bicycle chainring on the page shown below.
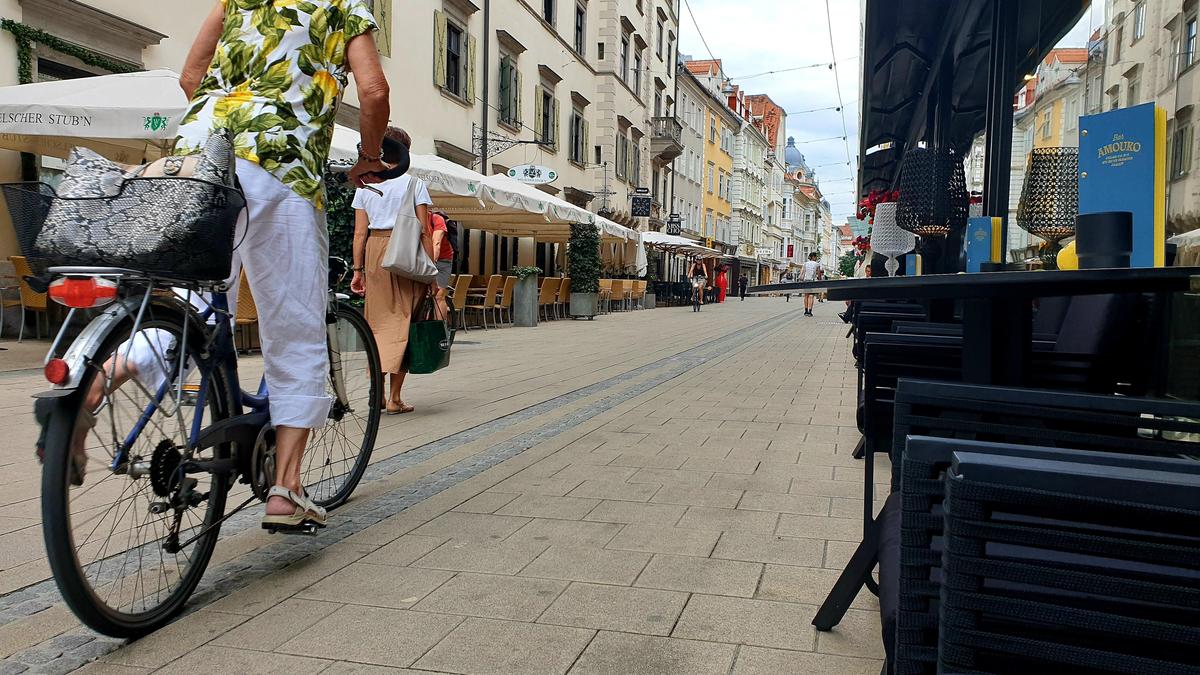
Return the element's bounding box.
[249,426,277,503]
[150,440,183,497]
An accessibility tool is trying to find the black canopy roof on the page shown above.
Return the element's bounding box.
[857,0,1089,198]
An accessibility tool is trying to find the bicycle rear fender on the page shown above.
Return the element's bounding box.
[35,297,142,395]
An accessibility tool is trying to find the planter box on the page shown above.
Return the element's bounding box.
[644,292,656,309]
[570,292,598,319]
[513,276,538,327]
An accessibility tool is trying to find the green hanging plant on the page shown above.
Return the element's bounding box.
[1,19,139,84]
[568,222,601,293]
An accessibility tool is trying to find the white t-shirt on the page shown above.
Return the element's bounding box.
[800,260,822,281]
[352,175,433,230]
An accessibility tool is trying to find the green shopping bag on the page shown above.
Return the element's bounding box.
[406,295,452,374]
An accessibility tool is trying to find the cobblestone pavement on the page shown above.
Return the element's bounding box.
[0,298,886,674]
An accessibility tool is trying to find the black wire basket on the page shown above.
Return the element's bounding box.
[896,146,969,238]
[1016,146,1079,246]
[1,178,245,283]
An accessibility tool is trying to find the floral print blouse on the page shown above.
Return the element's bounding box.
[175,0,377,209]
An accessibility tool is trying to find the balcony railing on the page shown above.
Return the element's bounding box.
[650,117,684,163]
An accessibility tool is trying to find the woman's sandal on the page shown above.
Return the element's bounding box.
[262,486,327,531]
[386,401,415,415]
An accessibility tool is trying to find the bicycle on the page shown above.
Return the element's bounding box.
[690,276,706,312]
[17,244,382,637]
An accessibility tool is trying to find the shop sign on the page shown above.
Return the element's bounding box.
[508,164,557,184]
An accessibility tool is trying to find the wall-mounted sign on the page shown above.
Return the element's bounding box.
[630,196,652,217]
[666,213,682,235]
[634,187,651,195]
[508,164,558,184]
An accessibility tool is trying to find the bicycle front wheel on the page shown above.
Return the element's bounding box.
[41,303,234,638]
[302,301,382,509]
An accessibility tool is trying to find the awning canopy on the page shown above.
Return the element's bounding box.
[858,0,1087,197]
[642,231,721,258]
[0,69,187,165]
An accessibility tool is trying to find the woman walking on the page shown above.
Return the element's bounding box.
[351,127,433,415]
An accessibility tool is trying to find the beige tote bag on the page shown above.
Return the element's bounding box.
[381,178,439,284]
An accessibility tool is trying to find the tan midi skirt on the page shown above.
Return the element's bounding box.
[365,230,428,374]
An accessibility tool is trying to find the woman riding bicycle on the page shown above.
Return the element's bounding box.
[174,0,393,530]
[689,259,708,312]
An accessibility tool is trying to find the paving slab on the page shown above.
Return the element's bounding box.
[538,582,688,636]
[568,632,737,675]
[414,617,594,675]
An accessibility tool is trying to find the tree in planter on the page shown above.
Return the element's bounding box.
[568,223,601,318]
[568,223,601,293]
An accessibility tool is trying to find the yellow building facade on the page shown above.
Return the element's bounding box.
[684,60,737,248]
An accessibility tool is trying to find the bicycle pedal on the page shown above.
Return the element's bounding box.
[263,521,325,535]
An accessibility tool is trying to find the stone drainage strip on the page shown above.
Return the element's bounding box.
[1,310,799,674]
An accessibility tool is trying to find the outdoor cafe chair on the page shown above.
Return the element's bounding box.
[449,275,473,330]
[609,280,625,312]
[937,450,1200,675]
[889,432,1200,675]
[7,255,47,341]
[495,276,515,326]
[538,277,560,322]
[464,274,502,330]
[234,271,259,353]
[555,277,571,319]
[598,279,612,314]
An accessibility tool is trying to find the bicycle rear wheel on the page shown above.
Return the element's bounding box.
[302,301,382,509]
[41,302,234,638]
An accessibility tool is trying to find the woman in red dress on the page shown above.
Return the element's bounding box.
[715,267,728,302]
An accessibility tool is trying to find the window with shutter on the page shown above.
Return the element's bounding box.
[368,0,394,58]
[465,34,477,102]
[498,57,514,124]
[433,10,448,88]
[515,70,523,123]
[551,97,560,151]
[534,85,544,140]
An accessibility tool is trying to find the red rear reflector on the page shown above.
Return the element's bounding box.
[48,277,118,309]
[44,358,70,385]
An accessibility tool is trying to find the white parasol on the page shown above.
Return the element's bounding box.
[0,69,187,165]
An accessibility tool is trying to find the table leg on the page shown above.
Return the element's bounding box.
[813,516,880,631]
[961,297,1031,385]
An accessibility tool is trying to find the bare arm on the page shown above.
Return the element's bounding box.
[180,2,224,98]
[346,32,391,177]
[416,204,435,259]
[431,229,445,256]
[350,208,370,294]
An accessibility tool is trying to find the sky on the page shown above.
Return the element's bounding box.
[677,0,864,225]
[676,0,1105,226]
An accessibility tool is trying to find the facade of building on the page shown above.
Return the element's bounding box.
[729,93,770,284]
[673,62,707,241]
[683,59,737,252]
[746,94,787,279]
[1101,0,1200,235]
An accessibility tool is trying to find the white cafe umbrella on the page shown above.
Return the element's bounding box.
[0,69,187,165]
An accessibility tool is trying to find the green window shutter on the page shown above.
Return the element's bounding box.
[498,58,511,121]
[376,0,393,57]
[515,70,523,123]
[582,118,589,161]
[551,97,560,150]
[433,10,447,88]
[465,33,477,102]
[534,85,544,141]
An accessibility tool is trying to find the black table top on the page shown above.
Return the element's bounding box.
[748,267,1200,301]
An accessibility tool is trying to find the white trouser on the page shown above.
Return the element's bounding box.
[119,160,332,429]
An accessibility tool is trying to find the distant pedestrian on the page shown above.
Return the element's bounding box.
[782,270,794,302]
[800,252,822,317]
[738,273,749,300]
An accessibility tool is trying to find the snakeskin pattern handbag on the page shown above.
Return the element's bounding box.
[33,133,245,282]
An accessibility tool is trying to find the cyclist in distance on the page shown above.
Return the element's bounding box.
[174,0,393,530]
